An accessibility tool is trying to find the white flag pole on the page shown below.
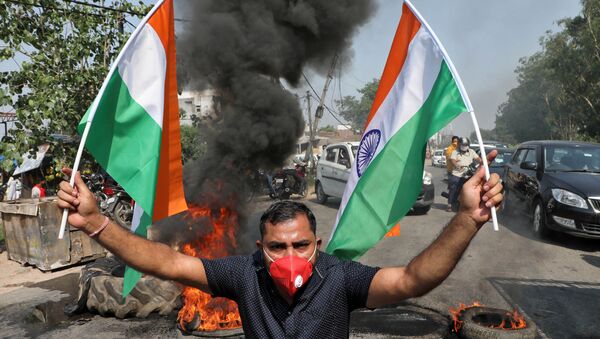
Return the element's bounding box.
[58,0,166,239]
[404,0,499,231]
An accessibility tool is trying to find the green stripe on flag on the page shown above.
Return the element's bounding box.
[78,69,162,216]
[326,61,467,260]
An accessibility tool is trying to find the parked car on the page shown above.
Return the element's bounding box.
[315,142,434,214]
[503,140,600,239]
[431,149,446,167]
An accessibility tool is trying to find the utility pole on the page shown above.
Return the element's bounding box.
[303,91,314,168]
[303,54,337,170]
[311,54,338,138]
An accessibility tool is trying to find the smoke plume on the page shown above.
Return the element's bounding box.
[155,0,376,252]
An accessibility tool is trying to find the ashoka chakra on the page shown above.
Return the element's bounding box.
[357,129,381,177]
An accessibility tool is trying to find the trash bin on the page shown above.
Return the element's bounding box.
[0,197,106,271]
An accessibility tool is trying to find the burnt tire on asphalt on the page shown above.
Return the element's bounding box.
[67,257,181,319]
[459,307,537,339]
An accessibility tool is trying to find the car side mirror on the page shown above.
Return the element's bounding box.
[340,158,351,168]
[520,161,538,170]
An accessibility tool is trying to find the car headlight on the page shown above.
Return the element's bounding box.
[551,188,588,209]
[422,171,432,185]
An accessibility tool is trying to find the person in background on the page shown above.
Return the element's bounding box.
[445,136,459,175]
[5,176,16,201]
[31,179,46,198]
[448,137,481,212]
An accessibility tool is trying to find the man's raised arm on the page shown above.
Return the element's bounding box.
[365,150,503,308]
[57,168,211,293]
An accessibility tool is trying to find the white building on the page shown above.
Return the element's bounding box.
[178,89,220,125]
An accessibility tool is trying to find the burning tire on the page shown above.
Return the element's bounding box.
[67,257,181,319]
[458,306,537,339]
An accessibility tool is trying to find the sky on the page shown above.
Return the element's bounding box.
[294,0,582,138]
[0,0,583,140]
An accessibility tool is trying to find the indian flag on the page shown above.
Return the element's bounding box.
[78,0,187,296]
[326,1,471,259]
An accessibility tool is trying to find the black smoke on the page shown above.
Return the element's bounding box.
[154,0,376,253]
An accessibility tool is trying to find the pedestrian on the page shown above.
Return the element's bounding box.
[5,176,16,201]
[56,150,503,338]
[445,136,459,177]
[448,137,481,212]
[31,179,46,198]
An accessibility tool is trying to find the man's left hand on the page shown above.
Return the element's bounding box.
[458,150,503,227]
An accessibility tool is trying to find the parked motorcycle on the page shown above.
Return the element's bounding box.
[105,186,133,228]
[271,163,308,200]
[244,169,277,202]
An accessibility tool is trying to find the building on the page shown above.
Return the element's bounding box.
[178,89,221,125]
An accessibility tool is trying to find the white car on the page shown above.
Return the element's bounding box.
[315,142,434,214]
[431,149,446,167]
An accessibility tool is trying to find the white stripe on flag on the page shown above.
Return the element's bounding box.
[117,24,166,128]
[332,27,443,234]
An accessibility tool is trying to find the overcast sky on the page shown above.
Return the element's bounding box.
[296,0,582,137]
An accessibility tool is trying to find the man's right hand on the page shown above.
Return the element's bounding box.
[57,168,105,234]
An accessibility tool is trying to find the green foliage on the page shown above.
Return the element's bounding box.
[336,78,379,133]
[0,0,150,171]
[495,0,600,143]
[180,124,207,164]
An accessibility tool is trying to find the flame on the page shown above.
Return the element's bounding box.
[449,301,482,333]
[449,302,527,332]
[177,205,242,332]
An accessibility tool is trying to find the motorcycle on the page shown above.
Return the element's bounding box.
[244,169,277,202]
[441,160,480,211]
[271,163,308,200]
[105,185,133,228]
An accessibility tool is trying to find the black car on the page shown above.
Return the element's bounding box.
[476,147,514,179]
[503,140,600,239]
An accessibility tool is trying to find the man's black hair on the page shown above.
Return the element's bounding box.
[259,201,317,238]
[452,135,459,142]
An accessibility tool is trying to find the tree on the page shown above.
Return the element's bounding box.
[0,0,150,171]
[180,124,207,164]
[495,0,600,143]
[336,78,379,132]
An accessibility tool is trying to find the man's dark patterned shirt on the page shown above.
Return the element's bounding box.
[201,250,380,338]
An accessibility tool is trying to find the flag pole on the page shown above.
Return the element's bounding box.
[58,0,166,239]
[404,0,499,231]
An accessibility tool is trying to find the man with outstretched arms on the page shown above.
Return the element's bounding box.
[57,150,503,338]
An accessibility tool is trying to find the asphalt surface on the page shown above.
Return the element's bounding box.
[1,163,599,338]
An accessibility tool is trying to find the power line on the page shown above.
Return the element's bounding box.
[301,71,352,129]
[59,0,144,16]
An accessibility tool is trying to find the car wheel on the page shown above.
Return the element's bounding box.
[316,182,328,204]
[532,200,552,238]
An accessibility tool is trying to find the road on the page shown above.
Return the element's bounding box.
[1,163,599,338]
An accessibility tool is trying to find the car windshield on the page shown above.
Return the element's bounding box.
[351,146,358,158]
[544,145,600,172]
[490,150,513,167]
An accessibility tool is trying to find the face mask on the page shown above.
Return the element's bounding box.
[263,246,317,298]
[460,146,468,152]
